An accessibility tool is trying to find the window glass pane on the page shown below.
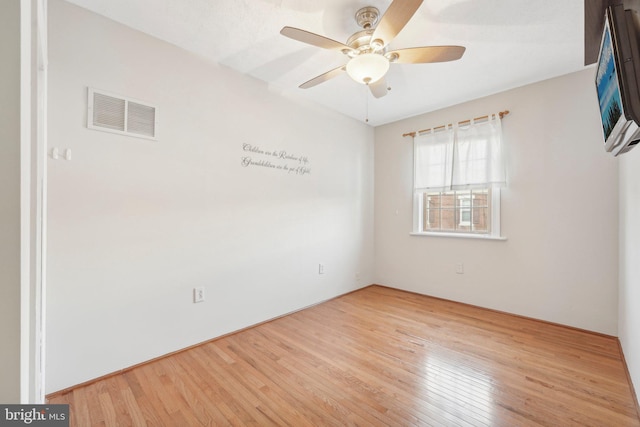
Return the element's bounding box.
[472,207,490,232]
[457,223,472,232]
[427,193,441,209]
[472,189,489,207]
[441,208,456,231]
[456,191,471,209]
[441,192,455,209]
[420,188,494,235]
[424,209,440,231]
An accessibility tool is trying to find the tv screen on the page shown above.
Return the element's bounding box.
[595,5,640,156]
[596,22,623,143]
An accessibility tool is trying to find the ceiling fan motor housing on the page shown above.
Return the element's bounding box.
[347,30,375,52]
[355,6,379,29]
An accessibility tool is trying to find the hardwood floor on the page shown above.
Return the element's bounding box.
[48,285,640,426]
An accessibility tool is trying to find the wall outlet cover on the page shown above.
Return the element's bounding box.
[194,287,205,303]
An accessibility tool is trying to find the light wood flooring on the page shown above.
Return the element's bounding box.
[48,285,640,426]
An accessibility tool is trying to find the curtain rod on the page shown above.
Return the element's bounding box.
[402,110,510,138]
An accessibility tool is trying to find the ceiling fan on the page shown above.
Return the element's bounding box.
[280,0,466,98]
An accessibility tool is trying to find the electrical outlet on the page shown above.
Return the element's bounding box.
[193,287,205,303]
[456,262,464,274]
[319,264,325,275]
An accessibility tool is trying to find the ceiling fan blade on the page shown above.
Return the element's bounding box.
[299,66,346,89]
[369,78,389,98]
[281,26,353,53]
[388,46,466,64]
[371,0,424,48]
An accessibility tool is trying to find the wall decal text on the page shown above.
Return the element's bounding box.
[241,143,311,176]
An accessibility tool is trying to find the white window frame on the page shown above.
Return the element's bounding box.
[412,187,504,240]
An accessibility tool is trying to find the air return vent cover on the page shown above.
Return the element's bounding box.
[88,88,157,140]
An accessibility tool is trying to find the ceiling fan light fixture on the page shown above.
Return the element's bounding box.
[346,53,390,85]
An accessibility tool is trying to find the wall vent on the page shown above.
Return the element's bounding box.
[88,88,157,140]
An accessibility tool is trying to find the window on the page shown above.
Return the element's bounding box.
[420,188,498,234]
[412,113,506,238]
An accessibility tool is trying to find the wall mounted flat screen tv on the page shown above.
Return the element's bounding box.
[596,5,640,156]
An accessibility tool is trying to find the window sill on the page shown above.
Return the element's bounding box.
[410,231,507,241]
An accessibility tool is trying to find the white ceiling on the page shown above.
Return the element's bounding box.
[63,0,586,126]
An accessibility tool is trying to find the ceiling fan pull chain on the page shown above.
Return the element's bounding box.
[365,86,370,123]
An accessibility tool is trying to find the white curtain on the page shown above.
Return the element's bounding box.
[414,113,506,192]
[413,124,455,192]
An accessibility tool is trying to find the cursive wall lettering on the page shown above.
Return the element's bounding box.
[241,143,311,176]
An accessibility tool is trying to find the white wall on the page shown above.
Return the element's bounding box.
[0,0,22,404]
[619,151,640,403]
[374,68,619,335]
[46,0,374,393]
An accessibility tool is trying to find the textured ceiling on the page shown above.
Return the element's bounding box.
[63,0,587,126]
